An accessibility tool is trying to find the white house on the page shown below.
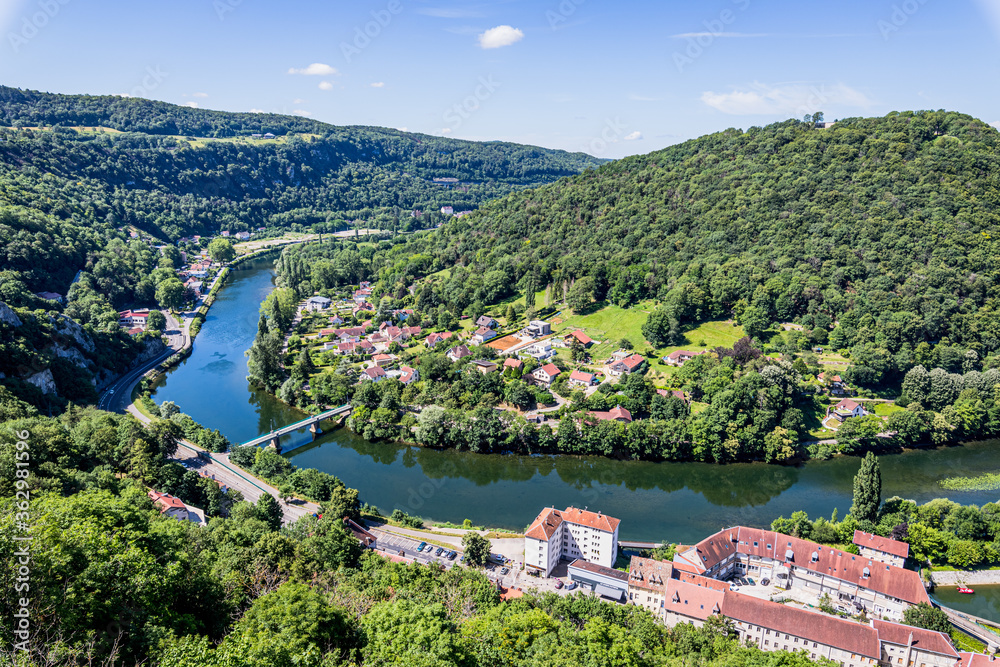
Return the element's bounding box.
[235,231,251,241]
[305,296,332,312]
[520,340,554,361]
[524,506,621,576]
[828,398,866,421]
[119,309,150,329]
[532,363,561,386]
[526,320,551,337]
[148,490,190,522]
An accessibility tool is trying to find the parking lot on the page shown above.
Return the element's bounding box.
[373,530,461,568]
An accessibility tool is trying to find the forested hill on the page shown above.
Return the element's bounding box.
[378,111,1000,360]
[0,86,601,245]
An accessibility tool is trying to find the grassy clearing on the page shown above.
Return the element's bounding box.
[560,304,652,359]
[871,402,904,417]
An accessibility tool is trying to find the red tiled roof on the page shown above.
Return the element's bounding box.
[503,358,523,368]
[570,330,593,345]
[569,370,595,383]
[722,593,881,659]
[681,527,929,605]
[589,406,632,423]
[561,506,620,533]
[835,398,861,411]
[364,366,387,378]
[664,578,725,620]
[628,556,672,592]
[676,571,730,591]
[148,490,186,512]
[873,619,958,657]
[853,530,910,559]
[960,653,999,667]
[615,353,645,370]
[537,363,561,377]
[499,586,525,601]
[525,507,563,540]
[667,350,696,360]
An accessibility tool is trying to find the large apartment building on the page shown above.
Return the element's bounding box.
[672,526,928,621]
[524,506,620,576]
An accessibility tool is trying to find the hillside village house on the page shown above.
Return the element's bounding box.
[526,320,551,338]
[819,372,851,396]
[532,363,561,386]
[119,309,150,329]
[397,366,418,385]
[471,327,497,345]
[503,358,523,371]
[361,366,387,382]
[446,344,472,362]
[853,530,909,568]
[828,398,867,421]
[371,353,397,368]
[476,315,498,329]
[148,491,190,521]
[672,526,929,621]
[440,206,454,215]
[305,295,331,312]
[235,231,250,240]
[520,339,554,361]
[609,353,645,377]
[524,506,621,576]
[425,331,455,347]
[568,559,629,601]
[568,329,594,347]
[470,360,498,374]
[589,405,632,423]
[569,370,597,387]
[663,350,705,366]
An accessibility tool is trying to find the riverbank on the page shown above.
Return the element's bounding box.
[930,569,1000,586]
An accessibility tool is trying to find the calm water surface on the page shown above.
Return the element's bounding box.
[152,258,1000,544]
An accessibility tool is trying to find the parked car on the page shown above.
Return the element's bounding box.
[435,547,444,556]
[500,567,510,575]
[760,578,770,586]
[747,577,755,586]
[447,551,457,560]
[555,579,564,589]
[417,542,427,552]
[565,582,577,590]
[729,584,740,591]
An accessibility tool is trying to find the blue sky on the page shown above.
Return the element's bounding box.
[2,0,999,158]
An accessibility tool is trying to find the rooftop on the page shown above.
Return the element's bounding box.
[853,530,910,559]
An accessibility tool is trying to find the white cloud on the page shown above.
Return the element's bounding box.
[318,81,334,91]
[370,82,385,88]
[250,108,265,113]
[990,120,1000,130]
[287,63,338,76]
[478,25,524,49]
[192,92,209,98]
[292,110,312,117]
[700,81,871,116]
[624,131,642,141]
[182,101,199,108]
[440,128,452,134]
[293,98,307,104]
[397,127,408,132]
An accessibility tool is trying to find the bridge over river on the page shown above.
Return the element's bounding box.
[237,404,352,451]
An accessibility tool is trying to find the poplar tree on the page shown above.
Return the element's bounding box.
[850,451,881,524]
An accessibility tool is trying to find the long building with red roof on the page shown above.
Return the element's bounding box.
[672,526,929,622]
[628,553,958,667]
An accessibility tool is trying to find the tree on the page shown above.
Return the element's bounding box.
[642,309,673,347]
[155,277,185,311]
[147,309,166,332]
[208,237,235,263]
[902,603,951,634]
[461,532,492,566]
[256,493,283,531]
[850,451,881,524]
[740,305,769,340]
[566,276,595,312]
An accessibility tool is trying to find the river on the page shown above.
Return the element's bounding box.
[151,257,1000,544]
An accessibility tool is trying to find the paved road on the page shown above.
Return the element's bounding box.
[128,404,319,525]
